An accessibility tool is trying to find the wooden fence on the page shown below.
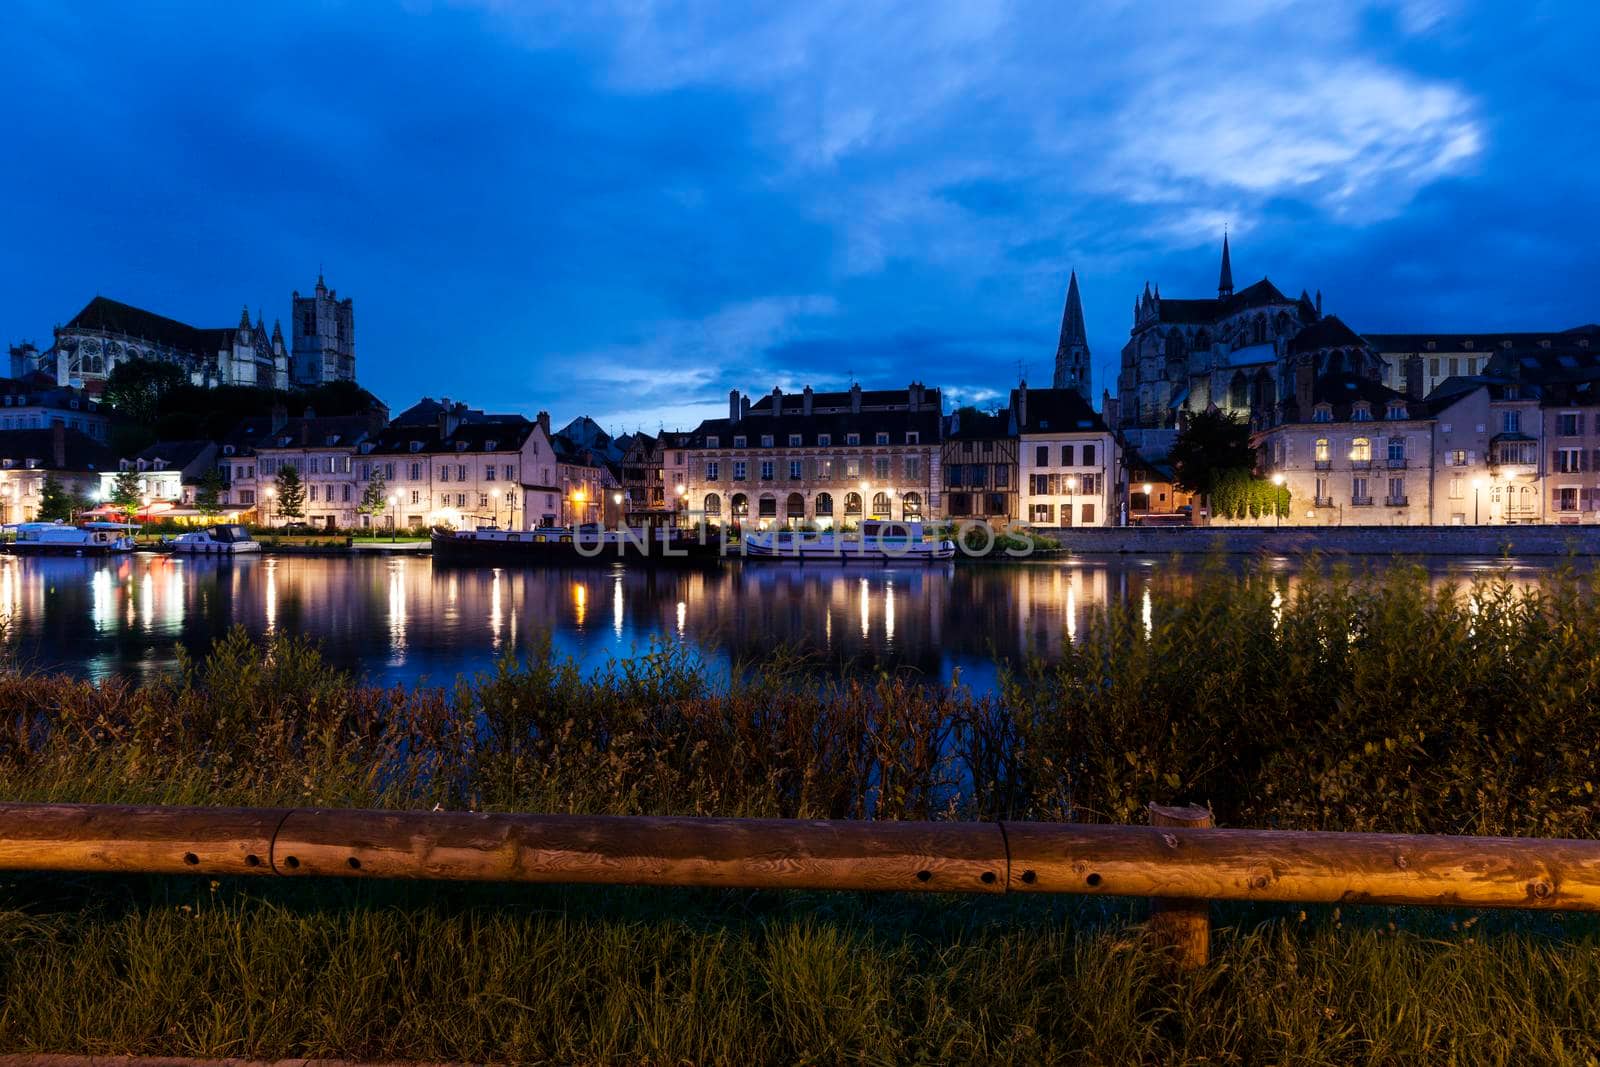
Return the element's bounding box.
[5,801,1600,967]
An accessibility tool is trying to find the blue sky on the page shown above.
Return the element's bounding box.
[4,0,1597,431]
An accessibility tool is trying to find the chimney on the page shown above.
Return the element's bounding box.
[1405,355,1425,401]
[1295,357,1315,417]
[771,386,783,418]
[907,382,920,412]
[802,385,814,416]
[741,395,750,420]
[536,410,551,438]
[51,422,65,469]
[1016,380,1028,430]
[849,382,862,414]
[729,389,741,423]
[270,403,288,433]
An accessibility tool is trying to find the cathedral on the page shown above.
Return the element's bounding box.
[1113,236,1383,450]
[29,275,356,394]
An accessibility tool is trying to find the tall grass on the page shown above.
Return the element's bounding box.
[4,559,1600,1062]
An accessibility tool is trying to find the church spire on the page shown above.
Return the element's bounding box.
[1218,231,1234,298]
[239,305,252,331]
[1052,269,1092,399]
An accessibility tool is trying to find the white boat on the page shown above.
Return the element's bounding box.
[170,523,261,555]
[742,521,956,563]
[6,521,138,556]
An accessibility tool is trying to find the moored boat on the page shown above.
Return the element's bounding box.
[742,521,956,563]
[432,525,725,565]
[170,523,261,555]
[6,521,139,556]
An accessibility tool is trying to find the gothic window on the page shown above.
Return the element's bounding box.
[1194,329,1210,350]
[1166,329,1185,359]
[1229,372,1248,409]
[1254,314,1267,344]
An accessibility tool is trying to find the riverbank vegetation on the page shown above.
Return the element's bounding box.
[3,559,1599,1062]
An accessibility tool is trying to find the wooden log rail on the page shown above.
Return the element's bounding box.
[5,801,1600,966]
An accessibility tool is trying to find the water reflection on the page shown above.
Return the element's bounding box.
[0,553,1572,691]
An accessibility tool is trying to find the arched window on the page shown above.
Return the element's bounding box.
[1166,328,1185,360]
[844,492,863,515]
[871,492,891,517]
[1229,372,1248,409]
[1194,329,1211,350]
[758,493,777,517]
[785,492,805,517]
[1254,313,1267,343]
[730,493,748,517]
[815,492,834,515]
[1350,437,1372,463]
[703,493,721,516]
[902,492,923,520]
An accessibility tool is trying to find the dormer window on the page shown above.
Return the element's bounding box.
[1313,404,1333,423]
[1425,341,1437,351]
[1385,402,1407,420]
[846,433,860,446]
[410,441,423,453]
[1351,403,1372,421]
[761,435,774,448]
[906,431,920,444]
[223,445,235,456]
[818,433,831,447]
[456,441,468,452]
[706,435,720,448]
[325,435,339,446]
[733,435,747,448]
[485,440,497,452]
[788,434,802,447]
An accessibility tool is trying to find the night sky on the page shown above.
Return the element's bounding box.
[5,1,1597,431]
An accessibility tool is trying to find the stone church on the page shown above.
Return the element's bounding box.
[1113,236,1384,453]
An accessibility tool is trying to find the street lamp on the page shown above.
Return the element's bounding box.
[1065,476,1078,528]
[612,491,623,531]
[1141,481,1154,521]
[1272,473,1286,528]
[491,488,501,530]
[387,493,397,542]
[1472,477,1485,525]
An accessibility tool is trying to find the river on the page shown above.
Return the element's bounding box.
[0,552,1563,692]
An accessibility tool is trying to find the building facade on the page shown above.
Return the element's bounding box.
[0,426,115,522]
[1013,384,1119,527]
[43,298,289,393]
[0,376,108,441]
[290,275,356,386]
[942,407,1017,523]
[681,383,942,530]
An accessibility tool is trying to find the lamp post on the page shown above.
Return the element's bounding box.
[1141,481,1154,522]
[387,494,397,543]
[491,488,501,530]
[1472,477,1485,525]
[612,491,623,531]
[1064,476,1077,528]
[1272,473,1286,528]
[675,482,687,529]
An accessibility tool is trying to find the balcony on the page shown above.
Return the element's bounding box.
[1384,496,1409,507]
[1351,496,1374,507]
[1313,496,1335,508]
[1313,459,1332,471]
[1386,457,1407,469]
[1350,459,1373,471]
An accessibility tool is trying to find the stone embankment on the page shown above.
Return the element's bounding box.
[1029,524,1600,557]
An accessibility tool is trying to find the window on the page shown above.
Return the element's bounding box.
[411,490,421,504]
[485,466,496,481]
[1448,357,1459,376]
[1386,402,1407,420]
[733,461,747,481]
[1315,438,1330,466]
[817,458,833,480]
[733,436,747,448]
[758,494,777,517]
[815,492,833,515]
[844,492,862,515]
[457,493,466,507]
[1313,405,1332,423]
[1502,411,1521,434]
[342,485,352,502]
[479,493,488,508]
[761,435,774,448]
[704,493,721,516]
[1556,448,1585,473]
[1558,487,1580,512]
[1031,503,1054,524]
[846,433,860,446]
[706,461,720,482]
[457,464,467,480]
[1314,477,1329,505]
[409,463,421,480]
[1559,412,1582,436]
[875,432,890,445]
[902,492,922,519]
[1036,445,1049,466]
[844,458,861,478]
[1448,449,1467,467]
[906,432,919,444]
[788,434,802,447]
[1080,503,1096,525]
[1448,478,1463,500]
[1350,437,1371,464]
[818,434,831,447]
[706,436,720,448]
[874,457,890,480]
[1083,444,1096,466]
[760,461,774,481]
[1060,444,1075,466]
[1387,477,1405,505]
[1351,476,1370,504]
[789,460,802,480]
[309,485,319,502]
[440,467,450,482]
[1387,437,1405,465]
[870,491,891,516]
[1351,403,1371,421]
[904,455,921,480]
[995,466,1008,488]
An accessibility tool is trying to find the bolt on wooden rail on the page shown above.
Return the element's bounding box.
[5,802,1600,968]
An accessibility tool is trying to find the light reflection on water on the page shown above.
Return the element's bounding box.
[0,552,1571,692]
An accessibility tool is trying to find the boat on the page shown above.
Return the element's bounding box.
[6,521,139,556]
[169,523,261,555]
[431,524,725,566]
[741,521,957,563]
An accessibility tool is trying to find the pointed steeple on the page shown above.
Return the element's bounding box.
[1053,269,1092,399]
[271,319,284,343]
[239,305,252,330]
[255,308,264,331]
[1218,232,1234,298]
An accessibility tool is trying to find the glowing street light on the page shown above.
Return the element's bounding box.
[1271,473,1286,527]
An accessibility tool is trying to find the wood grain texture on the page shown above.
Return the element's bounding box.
[1147,804,1213,970]
[271,810,1009,892]
[1004,822,1600,910]
[0,803,285,876]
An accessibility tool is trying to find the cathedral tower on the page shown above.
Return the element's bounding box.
[1052,269,1092,399]
[290,273,356,386]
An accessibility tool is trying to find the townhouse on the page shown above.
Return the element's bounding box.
[1013,384,1119,527]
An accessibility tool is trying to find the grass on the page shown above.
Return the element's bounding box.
[4,558,1600,1062]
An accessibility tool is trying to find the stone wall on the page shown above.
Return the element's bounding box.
[1029,524,1600,557]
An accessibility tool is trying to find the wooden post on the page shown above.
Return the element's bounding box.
[1147,802,1213,971]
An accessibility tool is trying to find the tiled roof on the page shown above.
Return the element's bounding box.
[1154,279,1294,325]
[1010,387,1109,435]
[1288,314,1368,354]
[63,296,247,355]
[0,428,116,472]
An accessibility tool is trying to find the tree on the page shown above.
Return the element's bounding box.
[110,469,143,523]
[1171,409,1254,521]
[274,466,305,527]
[195,468,225,518]
[358,470,389,524]
[102,358,188,428]
[37,475,74,522]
